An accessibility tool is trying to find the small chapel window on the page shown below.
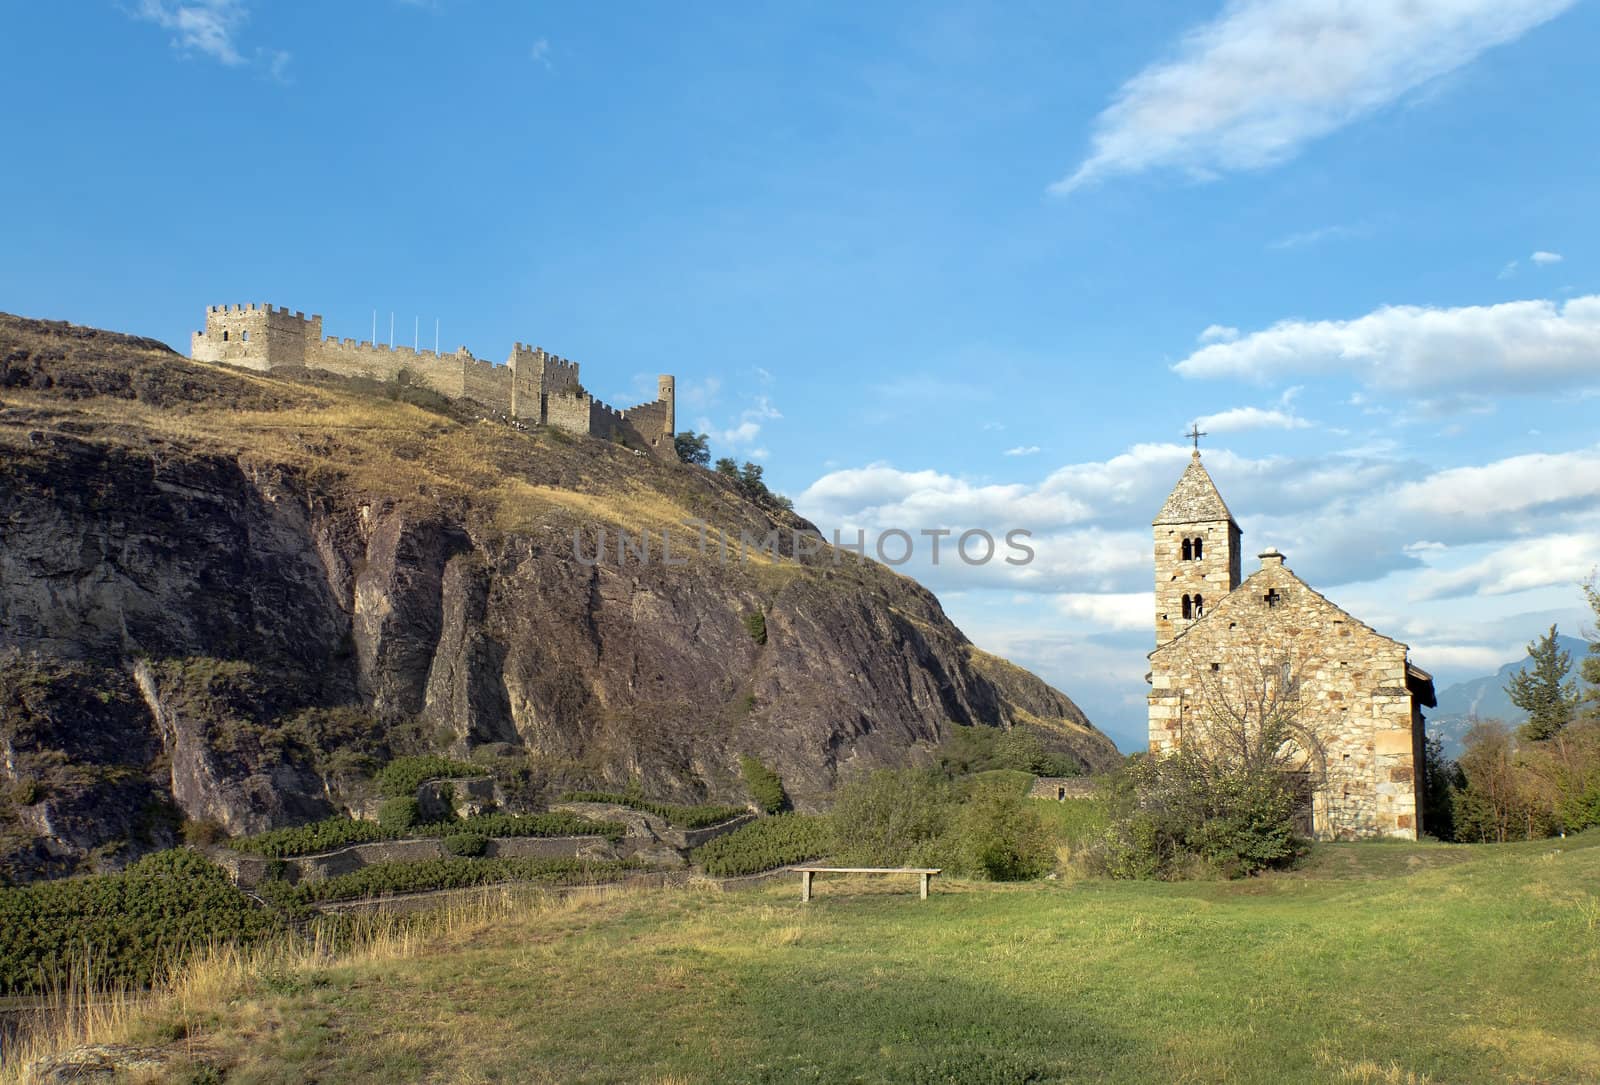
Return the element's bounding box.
[1264,588,1281,609]
[1193,594,1204,617]
[1193,538,1204,560]
[1181,538,1192,560]
[1181,594,1192,619]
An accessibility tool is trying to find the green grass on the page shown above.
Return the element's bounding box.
[112,832,1600,1084]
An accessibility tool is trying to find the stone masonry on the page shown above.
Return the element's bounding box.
[191,303,675,455]
[1146,452,1436,840]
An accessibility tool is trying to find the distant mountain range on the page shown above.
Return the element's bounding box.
[1427,634,1589,759]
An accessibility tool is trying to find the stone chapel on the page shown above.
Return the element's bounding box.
[1145,451,1436,840]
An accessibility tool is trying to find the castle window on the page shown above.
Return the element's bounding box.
[1264,588,1281,609]
[221,330,229,341]
[1181,595,1192,619]
[1181,538,1192,560]
[1193,537,1203,560]
[241,331,249,342]
[1193,594,1204,617]
[1210,662,1220,672]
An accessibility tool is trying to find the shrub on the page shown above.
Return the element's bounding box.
[937,724,1082,779]
[232,812,625,858]
[180,818,227,848]
[745,611,768,646]
[0,850,278,995]
[1089,753,1302,880]
[693,814,834,876]
[443,832,488,857]
[830,769,953,868]
[377,797,421,833]
[374,755,481,798]
[740,756,787,813]
[945,777,1055,881]
[292,857,642,904]
[559,792,746,829]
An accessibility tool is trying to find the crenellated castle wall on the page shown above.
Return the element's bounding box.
[191,303,676,454]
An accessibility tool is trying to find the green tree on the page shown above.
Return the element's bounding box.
[673,431,711,467]
[830,769,952,867]
[1582,574,1600,719]
[713,457,739,478]
[1419,733,1459,841]
[947,776,1055,880]
[1506,624,1578,741]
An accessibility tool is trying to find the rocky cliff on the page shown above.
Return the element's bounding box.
[0,313,1118,881]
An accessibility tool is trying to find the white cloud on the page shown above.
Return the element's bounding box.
[1052,593,1153,633]
[1268,224,1362,250]
[134,0,248,65]
[1004,445,1041,457]
[1174,294,1600,395]
[709,395,781,449]
[1051,0,1575,194]
[1498,259,1520,280]
[1198,324,1239,344]
[1389,448,1600,521]
[1531,250,1564,265]
[1194,406,1312,433]
[530,38,551,68]
[1409,533,1600,601]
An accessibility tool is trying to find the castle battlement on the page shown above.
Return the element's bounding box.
[191,301,674,454]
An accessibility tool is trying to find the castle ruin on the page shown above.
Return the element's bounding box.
[191,304,675,455]
[1146,451,1436,840]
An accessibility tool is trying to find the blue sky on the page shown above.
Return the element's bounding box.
[4,1,1598,751]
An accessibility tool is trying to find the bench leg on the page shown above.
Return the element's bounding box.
[801,870,812,903]
[919,873,929,900]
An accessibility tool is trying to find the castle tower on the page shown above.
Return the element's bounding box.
[1153,451,1241,646]
[191,304,322,371]
[657,374,675,438]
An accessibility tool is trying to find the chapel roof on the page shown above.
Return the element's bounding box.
[1153,451,1237,526]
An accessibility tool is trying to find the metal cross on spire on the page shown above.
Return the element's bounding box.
[1186,423,1207,451]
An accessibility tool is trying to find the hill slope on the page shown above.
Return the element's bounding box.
[0,314,1118,880]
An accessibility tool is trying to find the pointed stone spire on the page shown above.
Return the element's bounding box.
[1153,451,1236,526]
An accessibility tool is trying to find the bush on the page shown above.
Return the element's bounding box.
[830,769,953,868]
[1089,753,1302,880]
[745,611,768,646]
[740,756,787,813]
[560,792,747,829]
[443,832,488,858]
[374,755,482,798]
[292,857,642,904]
[232,811,625,858]
[693,814,834,876]
[377,797,421,833]
[937,724,1082,779]
[0,850,278,995]
[946,777,1056,881]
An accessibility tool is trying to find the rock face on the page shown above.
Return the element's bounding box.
[0,314,1119,881]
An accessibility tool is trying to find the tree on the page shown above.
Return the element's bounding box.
[736,461,765,498]
[1582,573,1600,719]
[713,457,739,478]
[1451,720,1549,842]
[1505,624,1578,741]
[673,431,711,467]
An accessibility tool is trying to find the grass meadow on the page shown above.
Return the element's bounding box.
[6,831,1596,1084]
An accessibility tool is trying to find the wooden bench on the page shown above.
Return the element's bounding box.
[792,866,941,902]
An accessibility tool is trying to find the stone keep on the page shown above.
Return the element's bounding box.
[1146,452,1436,840]
[190,303,675,456]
